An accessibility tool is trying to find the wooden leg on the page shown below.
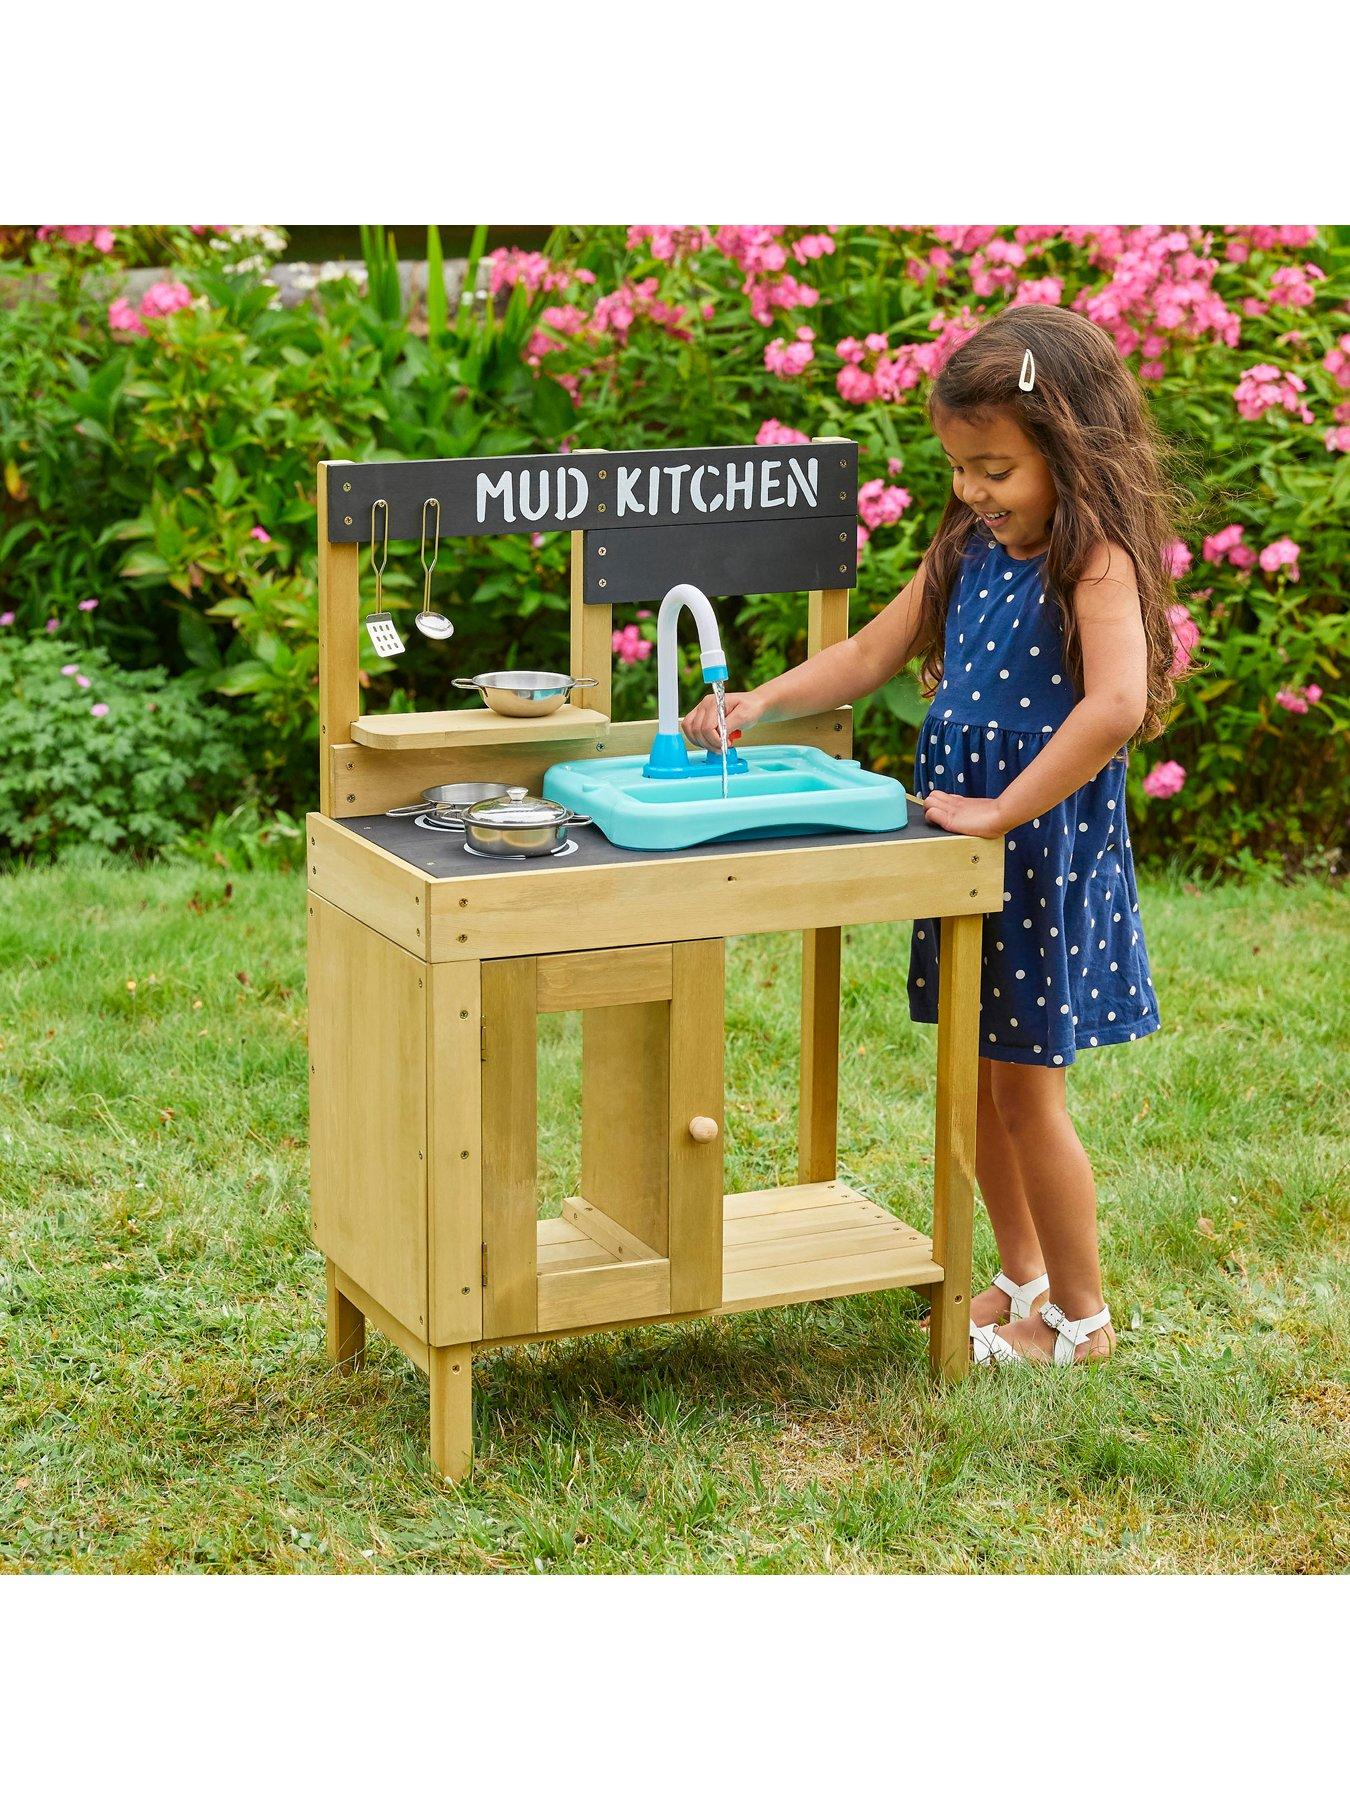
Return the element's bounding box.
[798,926,841,1184]
[326,1259,365,1370]
[928,913,981,1379]
[429,1346,473,1481]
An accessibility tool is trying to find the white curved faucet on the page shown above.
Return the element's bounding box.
[645,582,729,778]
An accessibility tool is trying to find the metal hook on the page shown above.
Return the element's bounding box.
[370,499,389,607]
[420,497,441,607]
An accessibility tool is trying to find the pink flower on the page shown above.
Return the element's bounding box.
[1233,364,1314,425]
[76,674,92,689]
[139,280,193,320]
[1274,688,1309,714]
[109,295,147,336]
[1142,760,1186,799]
[764,328,816,377]
[90,702,110,718]
[1259,536,1301,579]
[836,364,878,404]
[1010,275,1064,309]
[0,612,14,626]
[38,225,115,253]
[1163,539,1193,579]
[46,617,59,632]
[1268,263,1322,310]
[857,478,913,530]
[61,663,79,676]
[791,233,835,263]
[756,418,811,446]
[1323,335,1350,388]
[1305,684,1323,704]
[1166,603,1200,675]
[78,597,99,611]
[1325,426,1350,454]
[856,524,871,556]
[628,226,710,261]
[887,456,904,476]
[530,532,545,548]
[1202,523,1257,569]
[835,337,867,365]
[611,623,651,666]
[249,526,271,543]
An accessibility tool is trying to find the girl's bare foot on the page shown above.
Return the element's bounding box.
[993,1311,1116,1363]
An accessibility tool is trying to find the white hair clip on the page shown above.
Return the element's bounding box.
[1018,349,1036,392]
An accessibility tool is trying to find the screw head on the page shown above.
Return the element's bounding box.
[598,546,607,556]
[343,481,352,492]
[344,516,353,525]
[598,578,607,588]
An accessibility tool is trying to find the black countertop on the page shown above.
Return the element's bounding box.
[337,797,953,880]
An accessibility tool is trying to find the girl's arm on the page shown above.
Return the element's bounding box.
[682,560,931,748]
[923,543,1149,838]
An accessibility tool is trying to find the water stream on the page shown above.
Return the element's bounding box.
[711,679,730,800]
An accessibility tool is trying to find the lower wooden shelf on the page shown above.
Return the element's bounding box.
[717,1180,940,1313]
[519,1179,938,1342]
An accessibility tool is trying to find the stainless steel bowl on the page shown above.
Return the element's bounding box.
[461,785,593,857]
[385,781,509,819]
[451,671,599,718]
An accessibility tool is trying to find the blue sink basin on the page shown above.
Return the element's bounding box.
[543,743,909,850]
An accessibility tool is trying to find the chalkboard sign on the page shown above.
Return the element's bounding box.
[325,442,858,602]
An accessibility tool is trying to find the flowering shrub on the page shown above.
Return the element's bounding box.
[1,223,1345,874]
[0,627,245,858]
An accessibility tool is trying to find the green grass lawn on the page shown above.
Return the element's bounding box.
[2,856,1346,1573]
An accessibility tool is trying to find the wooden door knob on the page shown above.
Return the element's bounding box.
[688,1115,719,1143]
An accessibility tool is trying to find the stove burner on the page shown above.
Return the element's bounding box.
[413,812,466,833]
[461,837,579,860]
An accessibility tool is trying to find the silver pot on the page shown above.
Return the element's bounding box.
[451,670,599,718]
[461,785,593,857]
[386,781,509,819]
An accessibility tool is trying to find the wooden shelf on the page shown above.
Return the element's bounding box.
[527,1180,938,1340]
[349,704,611,752]
[717,1181,939,1314]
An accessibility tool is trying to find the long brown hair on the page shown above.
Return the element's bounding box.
[915,305,1196,753]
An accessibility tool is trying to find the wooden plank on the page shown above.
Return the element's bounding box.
[308,898,428,1338]
[428,832,1003,961]
[580,1000,670,1257]
[571,448,613,718]
[326,1259,365,1369]
[428,1345,472,1481]
[725,1220,926,1274]
[351,704,609,752]
[725,1179,875,1219]
[427,960,483,1346]
[668,939,724,1313]
[307,811,428,958]
[327,709,852,818]
[798,926,841,1182]
[335,1267,430,1373]
[928,911,982,1380]
[536,1258,670,1333]
[720,1241,942,1313]
[723,1200,893,1245]
[480,956,538,1338]
[537,944,672,1013]
[562,1196,661,1263]
[317,461,362,817]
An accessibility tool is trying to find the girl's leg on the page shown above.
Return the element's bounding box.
[986,1060,1114,1360]
[970,1054,1047,1328]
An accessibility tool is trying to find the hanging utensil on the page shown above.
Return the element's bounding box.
[363,500,405,657]
[414,497,453,640]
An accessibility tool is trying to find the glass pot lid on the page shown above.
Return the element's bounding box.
[464,785,571,828]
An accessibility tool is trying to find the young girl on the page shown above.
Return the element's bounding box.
[683,304,1186,1366]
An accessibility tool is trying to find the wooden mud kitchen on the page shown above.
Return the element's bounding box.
[307,440,1003,1479]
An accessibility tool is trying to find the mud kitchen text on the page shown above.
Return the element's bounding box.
[476,454,823,526]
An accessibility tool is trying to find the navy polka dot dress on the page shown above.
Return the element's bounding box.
[907,539,1161,1067]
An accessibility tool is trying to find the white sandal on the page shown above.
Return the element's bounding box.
[972,1299,1113,1367]
[967,1269,1049,1357]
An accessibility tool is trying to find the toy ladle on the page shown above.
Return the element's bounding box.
[414,497,454,640]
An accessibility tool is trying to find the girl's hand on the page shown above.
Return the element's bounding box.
[921,789,1008,839]
[681,688,765,750]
